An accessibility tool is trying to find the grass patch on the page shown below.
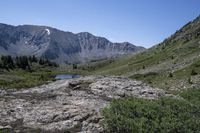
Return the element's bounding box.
[130,72,159,84]
[0,69,54,88]
[128,58,200,93]
[0,65,87,89]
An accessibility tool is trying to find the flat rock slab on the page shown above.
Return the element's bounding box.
[0,76,167,133]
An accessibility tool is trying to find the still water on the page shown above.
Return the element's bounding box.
[55,74,80,80]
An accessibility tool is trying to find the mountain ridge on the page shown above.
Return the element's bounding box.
[0,23,145,64]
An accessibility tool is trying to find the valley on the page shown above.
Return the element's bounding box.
[0,13,200,133]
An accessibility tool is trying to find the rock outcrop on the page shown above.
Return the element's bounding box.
[0,76,167,133]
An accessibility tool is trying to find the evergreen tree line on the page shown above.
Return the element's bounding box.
[0,55,58,71]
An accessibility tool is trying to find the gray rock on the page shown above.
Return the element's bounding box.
[0,76,167,132]
[0,125,12,129]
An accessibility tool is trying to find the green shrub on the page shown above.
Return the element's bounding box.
[73,64,78,69]
[169,72,173,77]
[194,60,200,67]
[191,69,197,75]
[180,88,200,106]
[188,77,193,84]
[102,97,200,133]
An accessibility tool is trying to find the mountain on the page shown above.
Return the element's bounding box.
[0,23,145,64]
[87,15,200,92]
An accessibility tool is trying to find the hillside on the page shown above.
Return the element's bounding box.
[1,14,200,133]
[86,15,200,92]
[0,24,144,64]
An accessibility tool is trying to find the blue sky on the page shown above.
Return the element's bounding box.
[0,0,200,48]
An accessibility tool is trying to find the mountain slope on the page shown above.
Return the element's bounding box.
[89,15,200,92]
[0,24,145,64]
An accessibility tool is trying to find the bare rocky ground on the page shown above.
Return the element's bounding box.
[0,76,168,133]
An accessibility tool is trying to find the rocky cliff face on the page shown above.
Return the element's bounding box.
[0,23,145,64]
[0,76,167,133]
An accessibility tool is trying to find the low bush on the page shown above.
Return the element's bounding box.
[191,69,197,75]
[102,97,200,133]
[180,88,200,106]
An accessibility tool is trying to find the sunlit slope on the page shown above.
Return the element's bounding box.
[88,15,200,91]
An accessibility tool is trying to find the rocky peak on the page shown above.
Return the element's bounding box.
[0,23,145,63]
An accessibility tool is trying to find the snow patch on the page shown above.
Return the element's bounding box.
[45,29,51,35]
